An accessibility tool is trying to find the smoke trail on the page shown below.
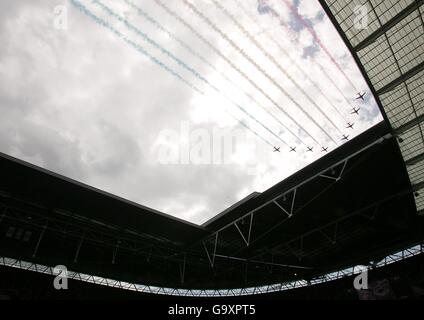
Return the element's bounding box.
[153,0,310,147]
[281,0,359,92]
[93,0,290,147]
[211,0,342,138]
[235,0,348,124]
[70,0,204,96]
[225,108,275,148]
[124,0,215,75]
[256,0,354,120]
[182,0,329,146]
[70,0,279,149]
[316,63,357,113]
[125,0,299,146]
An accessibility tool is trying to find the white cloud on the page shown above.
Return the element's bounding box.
[298,0,322,20]
[0,0,382,224]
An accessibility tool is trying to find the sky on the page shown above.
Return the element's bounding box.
[0,0,382,224]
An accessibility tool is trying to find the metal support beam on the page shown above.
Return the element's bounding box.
[234,223,249,246]
[413,181,424,191]
[74,234,85,263]
[266,190,411,257]
[319,174,338,181]
[32,222,48,258]
[274,189,297,217]
[285,243,302,262]
[396,113,424,134]
[179,254,186,284]
[213,254,311,270]
[320,228,337,245]
[203,232,218,267]
[247,213,254,245]
[354,0,424,52]
[370,205,379,220]
[405,152,424,166]
[207,134,391,238]
[319,160,347,181]
[146,247,152,262]
[290,188,297,214]
[333,222,338,244]
[1,242,423,297]
[320,230,332,243]
[234,213,254,246]
[376,61,424,95]
[0,201,183,266]
[112,240,120,264]
[273,200,292,218]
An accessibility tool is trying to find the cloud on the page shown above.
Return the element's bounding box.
[0,0,382,224]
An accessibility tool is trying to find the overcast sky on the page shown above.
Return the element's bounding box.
[0,0,382,224]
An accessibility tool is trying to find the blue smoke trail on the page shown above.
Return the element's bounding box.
[125,0,294,144]
[92,0,289,147]
[153,0,307,147]
[69,0,278,148]
[69,0,203,95]
[182,0,323,147]
[211,0,342,140]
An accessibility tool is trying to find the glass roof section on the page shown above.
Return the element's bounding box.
[0,0,382,223]
[322,0,424,213]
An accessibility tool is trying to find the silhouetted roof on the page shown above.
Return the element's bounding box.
[319,0,424,214]
[1,121,423,289]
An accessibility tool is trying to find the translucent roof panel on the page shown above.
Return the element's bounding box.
[380,83,416,128]
[0,0,383,224]
[398,124,424,162]
[357,36,401,91]
[323,0,424,213]
[408,160,424,186]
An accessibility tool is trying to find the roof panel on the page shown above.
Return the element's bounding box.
[371,0,415,25]
[357,36,400,90]
[399,125,424,161]
[321,0,424,215]
[386,11,424,74]
[381,84,415,128]
[327,0,378,45]
[407,159,424,185]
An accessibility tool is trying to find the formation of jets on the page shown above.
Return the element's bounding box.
[271,92,367,153]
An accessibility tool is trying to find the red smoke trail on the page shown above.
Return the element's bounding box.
[281,0,358,92]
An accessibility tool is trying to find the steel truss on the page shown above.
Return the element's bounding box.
[0,200,186,266]
[200,134,392,264]
[0,133,401,286]
[0,243,422,297]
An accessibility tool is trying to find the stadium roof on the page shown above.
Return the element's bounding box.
[0,0,423,294]
[1,121,423,291]
[319,0,424,214]
[0,0,384,224]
